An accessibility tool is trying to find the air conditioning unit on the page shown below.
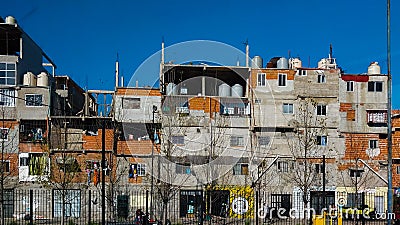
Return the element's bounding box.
[176,107,189,114]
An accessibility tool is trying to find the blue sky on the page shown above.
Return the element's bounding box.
[3,0,400,107]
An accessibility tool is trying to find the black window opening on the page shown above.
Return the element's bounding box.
[180,190,204,218]
[368,81,383,92]
[347,81,354,92]
[25,94,43,106]
[349,169,363,178]
[278,74,287,86]
[270,194,291,218]
[317,105,327,116]
[310,191,335,214]
[20,120,46,142]
[207,190,230,217]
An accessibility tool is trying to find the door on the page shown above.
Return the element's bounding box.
[19,153,29,182]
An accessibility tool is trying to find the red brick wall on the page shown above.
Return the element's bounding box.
[342,133,387,161]
[83,129,114,150]
[188,97,220,114]
[116,88,161,96]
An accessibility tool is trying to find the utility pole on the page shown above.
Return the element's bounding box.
[102,120,106,225]
[386,1,393,225]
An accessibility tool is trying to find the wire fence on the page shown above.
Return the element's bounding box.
[0,188,393,225]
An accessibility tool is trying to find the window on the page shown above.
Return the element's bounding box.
[346,193,363,208]
[28,153,48,175]
[315,164,325,173]
[0,128,9,140]
[297,70,307,76]
[349,169,363,178]
[283,103,294,114]
[19,120,46,142]
[318,74,326,83]
[53,189,81,217]
[277,161,289,172]
[86,160,100,170]
[367,111,387,124]
[369,140,378,149]
[230,136,244,147]
[317,104,327,116]
[397,166,400,175]
[176,163,191,174]
[0,63,16,86]
[316,135,327,146]
[122,98,141,109]
[278,74,287,86]
[56,157,80,173]
[3,189,13,218]
[346,81,354,92]
[233,163,249,175]
[368,81,383,92]
[171,136,184,145]
[137,164,146,176]
[258,136,270,146]
[0,89,15,106]
[25,94,43,106]
[257,73,266,86]
[1,160,10,173]
[255,99,261,104]
[129,163,146,177]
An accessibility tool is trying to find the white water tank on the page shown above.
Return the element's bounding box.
[289,58,302,69]
[166,83,178,95]
[318,58,328,69]
[5,16,16,25]
[367,62,381,75]
[231,84,243,97]
[37,72,49,87]
[277,57,288,69]
[23,72,37,86]
[252,56,263,68]
[218,83,231,97]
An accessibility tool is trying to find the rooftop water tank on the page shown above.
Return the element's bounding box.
[218,83,231,97]
[318,58,328,69]
[23,72,37,86]
[37,72,49,87]
[5,16,16,25]
[277,57,288,69]
[231,84,243,97]
[166,83,178,95]
[289,58,302,69]
[367,62,381,75]
[252,56,263,68]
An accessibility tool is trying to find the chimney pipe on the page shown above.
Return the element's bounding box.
[115,57,119,88]
[245,42,249,67]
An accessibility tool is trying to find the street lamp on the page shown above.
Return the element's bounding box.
[150,105,157,221]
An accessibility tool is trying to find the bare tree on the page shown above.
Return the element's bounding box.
[284,97,327,222]
[0,107,19,225]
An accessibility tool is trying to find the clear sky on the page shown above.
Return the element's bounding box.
[3,0,400,107]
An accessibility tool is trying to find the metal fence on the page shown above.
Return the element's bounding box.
[0,188,393,225]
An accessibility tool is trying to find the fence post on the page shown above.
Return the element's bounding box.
[30,190,33,225]
[146,190,149,215]
[89,190,92,225]
[255,190,259,225]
